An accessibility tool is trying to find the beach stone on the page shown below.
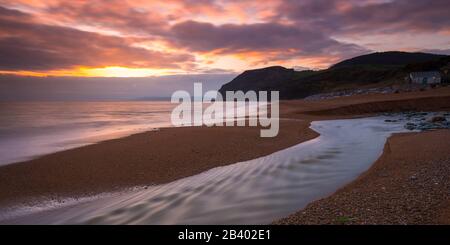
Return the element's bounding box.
[430,116,446,123]
[405,122,416,130]
[418,124,434,131]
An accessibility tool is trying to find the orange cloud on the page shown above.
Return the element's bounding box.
[0,0,449,77]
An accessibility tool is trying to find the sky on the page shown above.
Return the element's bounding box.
[0,0,449,100]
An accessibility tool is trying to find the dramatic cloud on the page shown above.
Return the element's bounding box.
[170,21,360,53]
[0,6,194,71]
[169,20,368,63]
[0,0,449,75]
[277,0,450,34]
[43,0,170,36]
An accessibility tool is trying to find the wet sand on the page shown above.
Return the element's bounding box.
[275,130,450,224]
[0,120,317,206]
[1,86,450,219]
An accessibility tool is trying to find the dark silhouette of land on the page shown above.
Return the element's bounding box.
[219,51,449,99]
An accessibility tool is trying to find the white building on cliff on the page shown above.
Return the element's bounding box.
[409,71,441,85]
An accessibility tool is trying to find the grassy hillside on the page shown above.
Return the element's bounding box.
[219,52,449,99]
[331,51,445,69]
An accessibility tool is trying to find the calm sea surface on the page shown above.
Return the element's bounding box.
[0,101,261,166]
[0,101,176,165]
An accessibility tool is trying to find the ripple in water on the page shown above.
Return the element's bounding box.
[1,116,416,224]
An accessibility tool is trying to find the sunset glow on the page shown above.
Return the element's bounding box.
[0,0,449,77]
[77,67,181,77]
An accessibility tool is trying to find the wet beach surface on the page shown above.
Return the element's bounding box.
[4,114,446,224]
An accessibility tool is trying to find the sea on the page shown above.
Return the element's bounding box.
[0,101,262,166]
[0,101,176,166]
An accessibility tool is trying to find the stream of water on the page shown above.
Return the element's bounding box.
[1,116,415,224]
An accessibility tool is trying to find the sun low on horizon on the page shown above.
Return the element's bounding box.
[0,0,449,78]
[0,66,183,77]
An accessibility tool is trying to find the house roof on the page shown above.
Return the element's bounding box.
[410,71,441,78]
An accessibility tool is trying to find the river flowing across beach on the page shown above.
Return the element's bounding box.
[1,115,426,224]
